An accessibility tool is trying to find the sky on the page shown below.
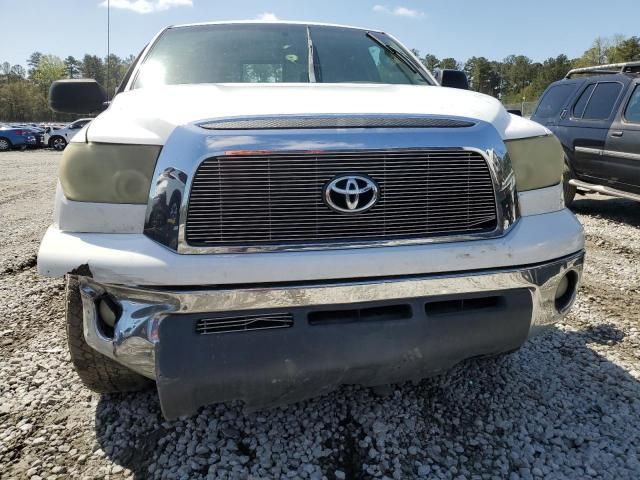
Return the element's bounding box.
[1,0,639,69]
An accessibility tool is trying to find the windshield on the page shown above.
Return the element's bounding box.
[133,24,429,88]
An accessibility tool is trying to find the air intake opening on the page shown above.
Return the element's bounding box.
[425,296,504,316]
[308,304,412,325]
[196,313,293,335]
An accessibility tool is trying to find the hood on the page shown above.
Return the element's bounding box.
[85,83,547,145]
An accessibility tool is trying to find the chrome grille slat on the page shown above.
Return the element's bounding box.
[187,202,498,210]
[187,211,497,220]
[186,209,497,220]
[186,149,498,248]
[188,229,494,242]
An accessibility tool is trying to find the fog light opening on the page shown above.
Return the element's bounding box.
[97,295,122,338]
[555,270,578,312]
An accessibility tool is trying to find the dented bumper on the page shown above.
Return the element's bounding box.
[77,251,584,419]
[38,208,583,286]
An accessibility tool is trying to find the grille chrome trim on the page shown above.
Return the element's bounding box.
[143,117,519,253]
[185,149,499,251]
[196,313,293,334]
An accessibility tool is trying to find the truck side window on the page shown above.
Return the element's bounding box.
[582,82,623,120]
[624,85,640,123]
[572,84,595,118]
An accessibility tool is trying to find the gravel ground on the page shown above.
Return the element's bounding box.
[1,149,639,480]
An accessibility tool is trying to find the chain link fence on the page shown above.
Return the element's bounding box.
[503,101,538,118]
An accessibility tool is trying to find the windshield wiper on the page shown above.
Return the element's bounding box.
[365,32,422,76]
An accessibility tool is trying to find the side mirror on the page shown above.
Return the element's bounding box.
[507,109,522,117]
[434,69,469,90]
[49,79,108,114]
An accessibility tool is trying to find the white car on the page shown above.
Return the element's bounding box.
[38,21,584,419]
[44,118,92,150]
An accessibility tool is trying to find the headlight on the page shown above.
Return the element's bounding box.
[505,134,563,191]
[59,143,161,203]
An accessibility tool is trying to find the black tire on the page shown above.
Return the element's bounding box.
[562,156,577,207]
[66,277,153,393]
[50,136,67,151]
[0,137,12,151]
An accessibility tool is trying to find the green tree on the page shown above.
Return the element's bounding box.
[64,56,81,78]
[81,55,105,85]
[10,65,26,79]
[501,54,572,104]
[104,53,132,97]
[27,51,43,77]
[502,55,534,96]
[464,56,494,94]
[609,36,640,62]
[0,80,44,120]
[440,58,460,70]
[30,55,66,96]
[421,54,440,71]
[578,37,611,66]
[536,55,572,87]
[1,62,10,85]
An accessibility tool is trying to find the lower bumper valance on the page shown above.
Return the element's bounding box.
[78,251,584,419]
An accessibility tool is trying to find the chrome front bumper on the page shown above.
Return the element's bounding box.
[80,250,583,377]
[79,252,583,418]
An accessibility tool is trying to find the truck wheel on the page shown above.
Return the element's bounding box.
[0,137,11,151]
[66,277,153,393]
[562,157,577,207]
[51,136,67,151]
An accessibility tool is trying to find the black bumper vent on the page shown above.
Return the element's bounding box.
[196,313,293,335]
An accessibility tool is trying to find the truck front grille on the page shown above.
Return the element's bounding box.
[185,149,497,249]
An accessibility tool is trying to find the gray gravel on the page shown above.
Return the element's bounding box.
[1,149,639,479]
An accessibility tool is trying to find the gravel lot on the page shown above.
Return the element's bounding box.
[1,149,639,480]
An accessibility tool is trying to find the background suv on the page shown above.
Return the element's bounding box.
[531,61,640,204]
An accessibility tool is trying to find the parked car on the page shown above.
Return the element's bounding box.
[39,21,584,420]
[531,61,640,203]
[44,118,93,150]
[0,124,37,151]
[13,124,46,148]
[43,125,62,146]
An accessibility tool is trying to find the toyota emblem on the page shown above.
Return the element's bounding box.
[324,175,379,213]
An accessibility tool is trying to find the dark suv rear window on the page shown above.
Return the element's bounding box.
[534,84,576,119]
[582,82,623,120]
[573,84,595,118]
[625,85,640,123]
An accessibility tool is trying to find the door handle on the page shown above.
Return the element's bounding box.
[610,131,624,137]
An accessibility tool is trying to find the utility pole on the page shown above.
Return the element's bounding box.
[106,0,110,100]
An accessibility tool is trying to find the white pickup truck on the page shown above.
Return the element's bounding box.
[38,21,584,419]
